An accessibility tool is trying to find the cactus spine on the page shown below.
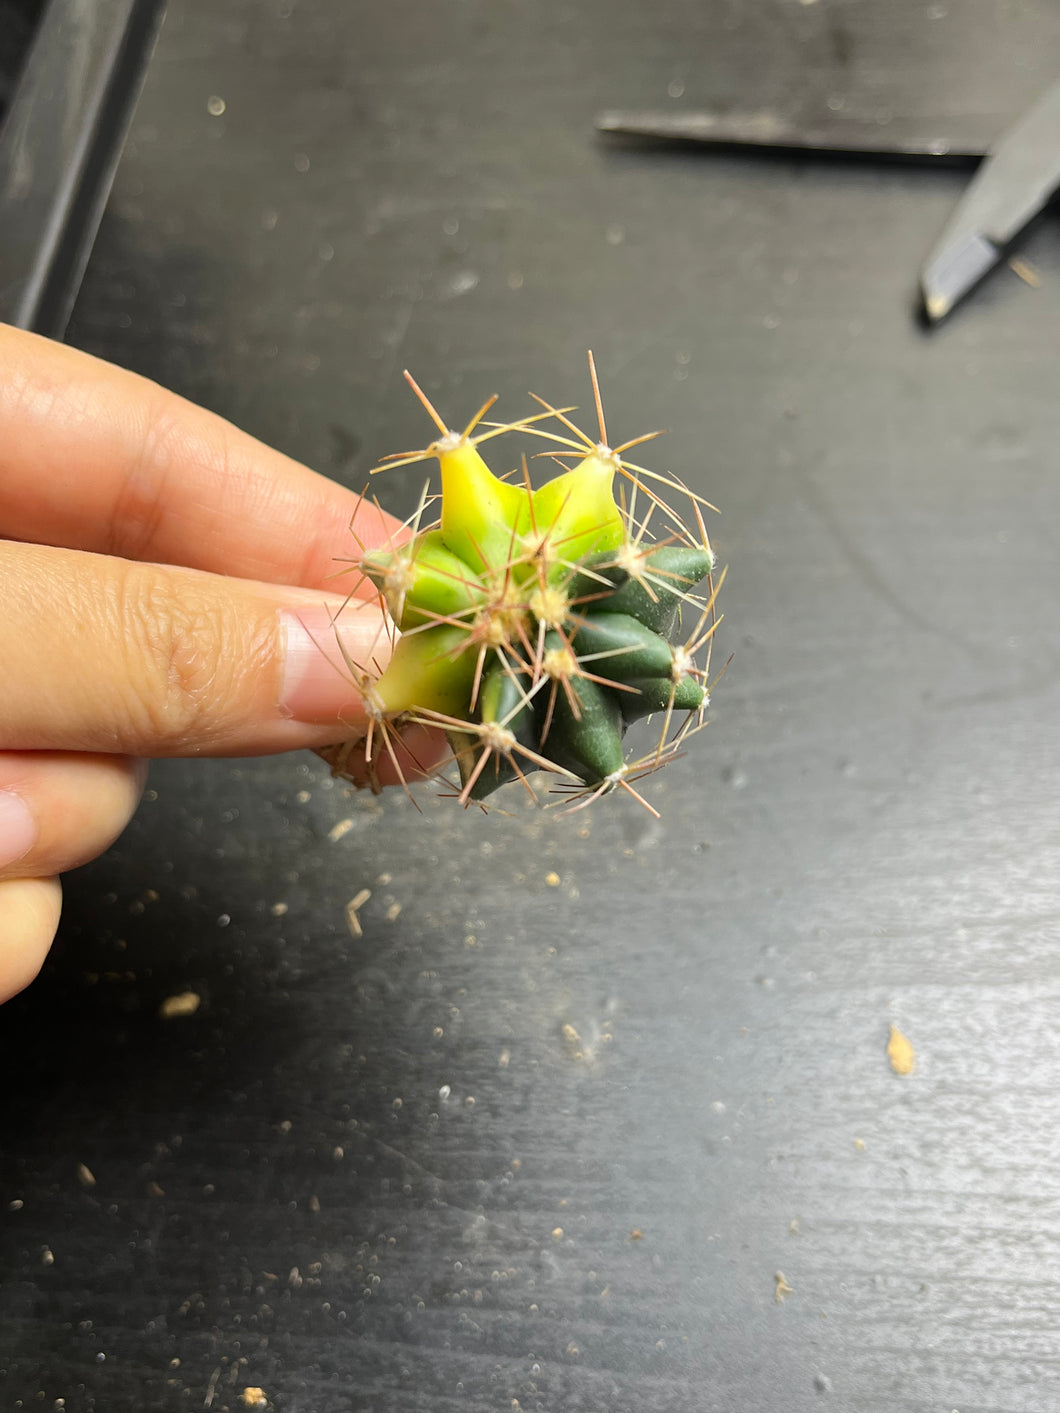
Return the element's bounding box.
[320,358,723,811]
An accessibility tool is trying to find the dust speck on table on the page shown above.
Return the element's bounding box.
[886,1023,916,1075]
[159,991,201,1020]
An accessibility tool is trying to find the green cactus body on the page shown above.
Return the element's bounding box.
[371,623,479,718]
[361,529,485,630]
[526,450,626,577]
[322,361,722,809]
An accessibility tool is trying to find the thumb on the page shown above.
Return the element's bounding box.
[0,541,392,757]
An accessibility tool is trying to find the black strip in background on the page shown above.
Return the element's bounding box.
[0,1,45,118]
[0,0,166,339]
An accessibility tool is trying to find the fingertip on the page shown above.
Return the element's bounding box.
[0,875,62,1003]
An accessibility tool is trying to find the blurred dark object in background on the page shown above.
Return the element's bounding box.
[0,0,164,337]
[0,0,43,117]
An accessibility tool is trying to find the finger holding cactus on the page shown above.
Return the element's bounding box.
[317,356,724,812]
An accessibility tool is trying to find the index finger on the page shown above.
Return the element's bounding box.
[0,324,400,590]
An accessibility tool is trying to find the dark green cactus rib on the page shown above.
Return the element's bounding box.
[540,657,626,787]
[449,657,539,798]
[603,545,716,633]
[619,674,705,722]
[568,612,676,682]
[450,556,714,800]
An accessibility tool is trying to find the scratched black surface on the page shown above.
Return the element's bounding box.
[4,1,1060,1410]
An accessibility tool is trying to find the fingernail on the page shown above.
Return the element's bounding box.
[0,790,36,869]
[279,601,389,725]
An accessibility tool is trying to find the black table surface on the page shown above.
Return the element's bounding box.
[4,2,1060,1410]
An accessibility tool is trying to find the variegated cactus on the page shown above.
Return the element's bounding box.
[320,358,723,811]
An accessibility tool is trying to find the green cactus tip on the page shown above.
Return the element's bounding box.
[317,356,724,813]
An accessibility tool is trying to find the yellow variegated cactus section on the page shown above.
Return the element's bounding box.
[323,359,723,811]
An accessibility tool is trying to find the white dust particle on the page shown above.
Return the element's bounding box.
[77,1163,96,1188]
[448,270,479,296]
[328,817,355,842]
[206,95,226,116]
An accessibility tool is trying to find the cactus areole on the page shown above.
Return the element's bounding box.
[319,359,723,812]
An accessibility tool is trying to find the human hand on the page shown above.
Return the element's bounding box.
[0,325,434,1002]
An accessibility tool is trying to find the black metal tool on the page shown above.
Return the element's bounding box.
[598,78,1060,324]
[596,107,996,163]
[918,79,1060,323]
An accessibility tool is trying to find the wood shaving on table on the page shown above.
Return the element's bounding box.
[1008,256,1041,287]
[887,1024,916,1076]
[345,888,371,938]
[159,991,201,1020]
